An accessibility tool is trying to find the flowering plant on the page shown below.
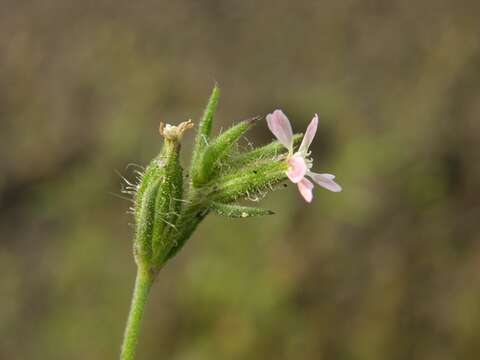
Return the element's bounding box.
[120,86,341,360]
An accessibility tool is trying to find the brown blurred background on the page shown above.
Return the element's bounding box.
[1,0,480,359]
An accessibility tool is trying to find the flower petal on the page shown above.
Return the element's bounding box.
[298,114,318,155]
[319,173,335,180]
[309,172,342,192]
[297,178,314,203]
[266,109,293,150]
[287,155,307,183]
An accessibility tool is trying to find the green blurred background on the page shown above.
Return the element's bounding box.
[1,1,479,359]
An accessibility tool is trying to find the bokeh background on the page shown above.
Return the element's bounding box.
[1,1,480,359]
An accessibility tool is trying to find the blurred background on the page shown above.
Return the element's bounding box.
[1,0,479,359]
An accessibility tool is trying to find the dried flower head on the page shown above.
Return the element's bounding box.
[159,120,194,140]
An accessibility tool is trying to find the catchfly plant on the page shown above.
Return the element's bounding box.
[119,86,342,360]
[266,109,342,202]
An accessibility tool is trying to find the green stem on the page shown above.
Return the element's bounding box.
[120,267,155,360]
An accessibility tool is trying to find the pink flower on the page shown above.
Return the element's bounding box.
[266,109,342,202]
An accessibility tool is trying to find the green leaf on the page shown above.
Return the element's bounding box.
[190,85,220,181]
[198,84,220,143]
[210,202,274,218]
[192,117,259,186]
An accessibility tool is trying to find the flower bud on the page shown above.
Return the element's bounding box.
[192,117,259,187]
[133,121,192,272]
[209,160,288,203]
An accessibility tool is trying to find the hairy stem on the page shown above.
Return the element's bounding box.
[120,267,155,360]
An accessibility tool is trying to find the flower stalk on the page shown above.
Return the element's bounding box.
[120,268,154,360]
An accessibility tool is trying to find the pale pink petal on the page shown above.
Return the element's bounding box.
[297,178,314,203]
[319,173,335,180]
[287,155,307,183]
[309,172,342,192]
[266,109,293,150]
[298,114,318,154]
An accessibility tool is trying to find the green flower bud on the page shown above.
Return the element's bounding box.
[192,117,259,186]
[224,133,303,170]
[133,120,193,272]
[210,160,288,203]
